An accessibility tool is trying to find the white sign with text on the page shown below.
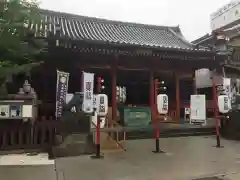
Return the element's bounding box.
[190,95,206,125]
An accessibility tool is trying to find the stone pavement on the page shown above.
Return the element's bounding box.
[0,153,56,180]
[0,165,56,180]
[2,136,240,180]
[55,136,240,180]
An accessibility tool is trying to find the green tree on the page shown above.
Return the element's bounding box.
[0,0,46,93]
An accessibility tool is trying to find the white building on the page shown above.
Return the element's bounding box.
[211,0,240,31]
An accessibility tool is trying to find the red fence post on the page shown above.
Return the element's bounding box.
[212,74,223,148]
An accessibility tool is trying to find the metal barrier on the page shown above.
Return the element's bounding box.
[92,118,126,151]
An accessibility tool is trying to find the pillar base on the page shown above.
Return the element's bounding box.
[213,146,224,148]
[91,144,104,159]
[212,135,224,148]
[152,138,165,153]
[91,155,104,159]
[152,150,165,153]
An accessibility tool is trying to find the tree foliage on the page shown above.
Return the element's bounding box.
[0,0,46,78]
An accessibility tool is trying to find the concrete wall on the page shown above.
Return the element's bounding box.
[211,0,240,31]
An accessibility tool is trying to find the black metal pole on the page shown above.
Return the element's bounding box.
[155,138,160,152]
[216,135,221,147]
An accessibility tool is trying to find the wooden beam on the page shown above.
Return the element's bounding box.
[178,71,193,79]
[118,66,149,71]
[193,69,197,94]
[87,66,111,69]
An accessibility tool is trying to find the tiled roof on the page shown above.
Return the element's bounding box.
[192,22,240,46]
[191,34,213,45]
[29,9,207,51]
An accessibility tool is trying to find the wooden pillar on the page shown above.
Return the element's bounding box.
[111,58,117,121]
[149,70,155,121]
[175,73,180,120]
[193,69,197,94]
[193,78,197,94]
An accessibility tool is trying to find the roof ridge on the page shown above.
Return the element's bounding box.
[167,27,194,48]
[36,8,208,51]
[40,9,179,31]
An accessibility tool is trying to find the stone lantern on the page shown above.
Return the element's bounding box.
[18,80,36,98]
[23,80,31,93]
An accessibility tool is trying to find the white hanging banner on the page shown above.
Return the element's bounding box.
[82,71,94,113]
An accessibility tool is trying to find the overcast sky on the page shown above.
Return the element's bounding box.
[40,0,230,41]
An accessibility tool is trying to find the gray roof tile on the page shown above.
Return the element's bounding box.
[32,10,209,52]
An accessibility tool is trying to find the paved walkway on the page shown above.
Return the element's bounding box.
[0,153,54,165]
[2,136,240,180]
[0,153,56,180]
[55,136,240,180]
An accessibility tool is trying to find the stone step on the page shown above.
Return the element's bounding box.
[127,127,215,140]
[62,134,88,145]
[52,133,95,158]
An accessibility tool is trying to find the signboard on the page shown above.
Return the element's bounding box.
[22,105,33,118]
[0,100,36,119]
[211,0,240,31]
[0,105,10,118]
[190,95,206,124]
[119,107,152,127]
[10,104,21,117]
[82,71,94,114]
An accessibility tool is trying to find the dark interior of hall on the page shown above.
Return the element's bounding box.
[4,64,198,118]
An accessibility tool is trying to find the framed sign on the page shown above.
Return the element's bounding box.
[22,105,33,118]
[190,95,206,124]
[10,104,22,117]
[0,105,10,118]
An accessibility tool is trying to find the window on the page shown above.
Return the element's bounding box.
[233,50,240,62]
